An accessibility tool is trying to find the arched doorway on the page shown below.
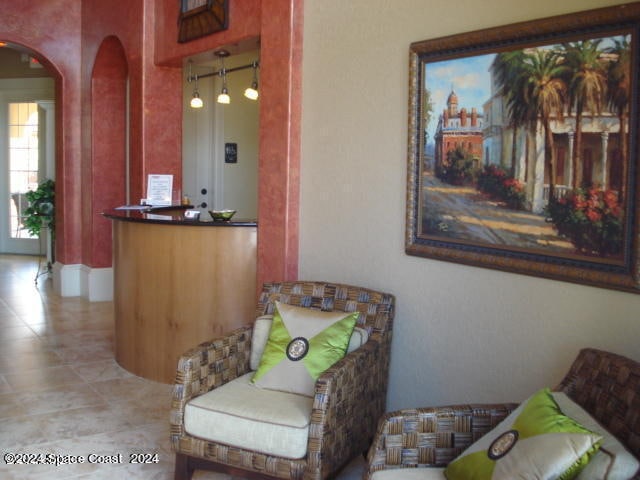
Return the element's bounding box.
[0,42,55,258]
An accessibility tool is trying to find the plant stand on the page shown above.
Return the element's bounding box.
[34,224,53,285]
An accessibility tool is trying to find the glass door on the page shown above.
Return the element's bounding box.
[2,102,40,254]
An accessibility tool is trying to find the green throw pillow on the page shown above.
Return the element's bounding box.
[444,388,602,480]
[251,301,358,396]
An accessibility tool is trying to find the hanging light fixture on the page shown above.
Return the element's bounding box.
[217,69,230,104]
[187,61,203,109]
[216,50,231,104]
[186,51,260,107]
[190,74,204,108]
[244,61,259,100]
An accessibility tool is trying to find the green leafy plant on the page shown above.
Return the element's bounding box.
[436,146,479,185]
[545,187,623,256]
[23,179,55,238]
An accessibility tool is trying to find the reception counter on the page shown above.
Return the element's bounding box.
[104,207,257,383]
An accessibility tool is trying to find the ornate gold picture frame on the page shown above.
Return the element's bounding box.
[406,2,640,293]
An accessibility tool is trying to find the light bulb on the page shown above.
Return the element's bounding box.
[217,88,230,104]
[190,92,203,108]
[244,84,259,100]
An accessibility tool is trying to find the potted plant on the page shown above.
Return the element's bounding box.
[23,179,55,239]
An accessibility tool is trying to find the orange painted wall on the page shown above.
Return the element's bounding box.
[0,0,301,286]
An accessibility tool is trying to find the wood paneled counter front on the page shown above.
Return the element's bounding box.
[104,207,257,383]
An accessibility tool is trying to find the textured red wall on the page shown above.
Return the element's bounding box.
[87,37,128,268]
[0,0,83,265]
[0,0,301,286]
[153,0,303,286]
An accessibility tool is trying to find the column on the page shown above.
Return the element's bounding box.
[531,125,546,214]
[36,101,55,180]
[36,100,55,265]
[567,131,574,189]
[600,132,609,189]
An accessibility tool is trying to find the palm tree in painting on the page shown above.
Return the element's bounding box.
[606,37,631,202]
[561,39,608,188]
[518,49,568,203]
[495,48,568,205]
[493,50,530,176]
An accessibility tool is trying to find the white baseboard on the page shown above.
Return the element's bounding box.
[53,262,113,301]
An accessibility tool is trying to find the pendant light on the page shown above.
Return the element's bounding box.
[190,74,203,108]
[216,50,231,104]
[188,61,203,109]
[244,61,259,100]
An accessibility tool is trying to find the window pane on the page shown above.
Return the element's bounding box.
[8,102,39,239]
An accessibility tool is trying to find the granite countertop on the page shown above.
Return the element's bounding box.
[103,206,257,227]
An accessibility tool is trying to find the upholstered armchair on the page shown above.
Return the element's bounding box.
[364,348,640,480]
[170,281,395,480]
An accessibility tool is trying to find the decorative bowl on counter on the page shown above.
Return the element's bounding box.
[209,209,236,221]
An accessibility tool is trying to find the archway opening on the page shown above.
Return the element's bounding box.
[86,36,128,269]
[0,42,56,259]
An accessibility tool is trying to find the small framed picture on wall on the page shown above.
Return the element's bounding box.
[178,0,228,43]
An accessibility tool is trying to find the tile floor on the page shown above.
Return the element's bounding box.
[0,255,365,479]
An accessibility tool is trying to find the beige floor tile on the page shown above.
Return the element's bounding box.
[0,313,23,326]
[0,349,65,374]
[37,329,114,348]
[53,344,115,364]
[2,302,47,318]
[90,376,172,405]
[10,384,105,415]
[0,425,173,479]
[0,392,27,418]
[0,414,48,449]
[0,255,365,480]
[3,365,85,392]
[71,359,133,383]
[0,324,39,342]
[0,335,47,354]
[1,406,127,449]
[0,375,12,394]
[25,316,111,334]
[107,396,173,428]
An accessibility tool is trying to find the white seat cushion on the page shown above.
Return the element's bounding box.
[371,467,446,479]
[184,372,313,459]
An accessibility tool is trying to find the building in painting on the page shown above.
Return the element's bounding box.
[483,51,626,213]
[434,90,484,173]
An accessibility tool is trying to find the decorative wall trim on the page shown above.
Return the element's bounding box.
[53,262,113,301]
[81,265,113,302]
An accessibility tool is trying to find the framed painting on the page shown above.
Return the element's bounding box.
[405,2,640,293]
[178,0,228,43]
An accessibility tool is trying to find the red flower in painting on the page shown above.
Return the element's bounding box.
[572,194,587,210]
[603,190,619,211]
[546,187,624,257]
[476,165,526,210]
[586,208,602,223]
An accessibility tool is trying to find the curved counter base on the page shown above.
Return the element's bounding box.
[111,219,257,383]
